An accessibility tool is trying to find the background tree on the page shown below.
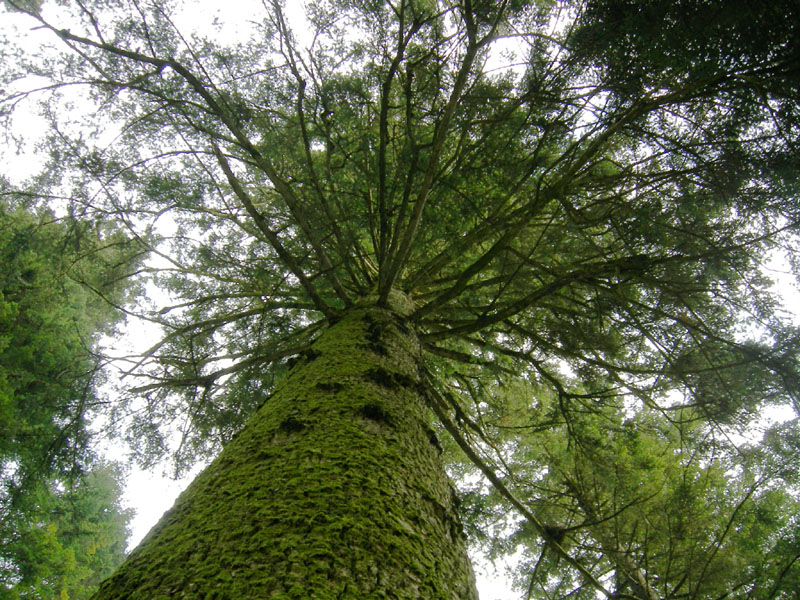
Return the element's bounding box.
[0,196,143,485]
[0,463,133,600]
[0,196,142,596]
[1,0,799,598]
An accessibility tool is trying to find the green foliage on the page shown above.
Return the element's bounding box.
[0,198,143,486]
[0,0,42,13]
[0,463,132,599]
[0,198,142,596]
[1,0,799,598]
[451,376,800,598]
[573,1,800,105]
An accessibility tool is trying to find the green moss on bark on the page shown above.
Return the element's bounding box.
[93,299,478,599]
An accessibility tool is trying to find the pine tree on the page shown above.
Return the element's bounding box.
[0,199,141,596]
[2,1,799,598]
[0,464,133,600]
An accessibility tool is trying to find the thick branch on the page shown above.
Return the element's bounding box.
[212,145,336,320]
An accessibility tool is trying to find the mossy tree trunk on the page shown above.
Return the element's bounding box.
[93,296,479,599]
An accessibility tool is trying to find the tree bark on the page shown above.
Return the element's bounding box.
[93,293,479,599]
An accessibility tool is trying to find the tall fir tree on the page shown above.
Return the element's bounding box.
[2,1,799,598]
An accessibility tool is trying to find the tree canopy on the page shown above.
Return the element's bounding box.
[1,0,799,597]
[0,200,141,596]
[0,463,133,600]
[0,199,143,485]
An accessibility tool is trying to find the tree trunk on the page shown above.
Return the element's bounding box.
[93,293,479,599]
